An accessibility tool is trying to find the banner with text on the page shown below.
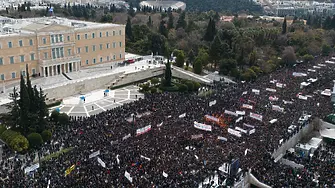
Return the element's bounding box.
[194,122,212,132]
[228,128,242,137]
[242,104,253,110]
[249,112,263,121]
[136,125,152,136]
[224,110,238,117]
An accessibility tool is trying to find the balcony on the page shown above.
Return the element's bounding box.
[39,55,81,67]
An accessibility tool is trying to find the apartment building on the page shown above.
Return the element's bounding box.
[0,16,125,81]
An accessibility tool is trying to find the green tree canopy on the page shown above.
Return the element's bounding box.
[27,133,43,149]
[175,50,185,67]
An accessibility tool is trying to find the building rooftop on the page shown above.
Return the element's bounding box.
[0,16,123,37]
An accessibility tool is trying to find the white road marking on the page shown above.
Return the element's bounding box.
[95,102,106,111]
[83,105,90,117]
[67,106,75,115]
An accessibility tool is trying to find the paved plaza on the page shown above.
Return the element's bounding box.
[51,85,144,117]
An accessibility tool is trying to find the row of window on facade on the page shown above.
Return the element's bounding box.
[0,54,35,65]
[77,42,122,54]
[0,69,36,81]
[84,53,123,65]
[0,30,123,48]
[49,30,122,44]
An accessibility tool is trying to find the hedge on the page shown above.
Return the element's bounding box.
[0,130,29,152]
[0,125,6,135]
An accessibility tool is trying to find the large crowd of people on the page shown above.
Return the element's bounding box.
[1,55,335,187]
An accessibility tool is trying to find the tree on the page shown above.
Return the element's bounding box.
[193,59,203,74]
[37,87,48,132]
[150,78,159,85]
[175,50,185,67]
[282,46,297,66]
[188,50,195,66]
[6,87,20,128]
[167,11,174,29]
[176,11,187,29]
[164,60,172,86]
[323,16,332,30]
[19,74,30,135]
[50,110,60,122]
[58,113,69,126]
[159,20,168,38]
[196,48,209,67]
[125,17,133,41]
[220,59,237,75]
[241,68,257,81]
[41,130,52,142]
[209,35,222,69]
[322,43,332,56]
[0,130,29,152]
[27,133,43,149]
[147,16,153,28]
[128,2,135,17]
[282,17,287,34]
[0,125,6,135]
[204,18,216,41]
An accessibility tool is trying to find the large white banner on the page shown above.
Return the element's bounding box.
[89,150,100,159]
[125,171,133,183]
[228,128,242,137]
[307,69,316,72]
[24,163,40,174]
[235,126,247,134]
[272,105,284,112]
[224,110,238,117]
[97,157,106,168]
[242,104,253,110]
[325,60,335,64]
[136,125,152,136]
[266,88,276,92]
[194,122,212,132]
[249,112,263,121]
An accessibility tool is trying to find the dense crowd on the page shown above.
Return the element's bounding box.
[1,55,335,187]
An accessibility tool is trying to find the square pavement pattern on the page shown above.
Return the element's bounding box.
[52,85,144,117]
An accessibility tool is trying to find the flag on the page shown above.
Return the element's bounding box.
[65,164,76,176]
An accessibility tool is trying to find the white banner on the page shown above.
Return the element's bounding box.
[249,112,263,121]
[243,123,255,129]
[272,105,284,112]
[292,72,307,77]
[122,133,131,140]
[136,125,152,136]
[249,129,255,135]
[242,104,253,110]
[325,60,335,64]
[140,155,151,161]
[235,126,247,134]
[283,100,293,104]
[269,119,278,124]
[209,100,217,107]
[157,122,163,127]
[191,134,203,139]
[217,136,228,141]
[179,113,186,118]
[321,89,332,96]
[307,69,316,72]
[163,171,168,178]
[224,110,238,117]
[228,128,242,137]
[266,88,276,92]
[97,157,106,168]
[125,171,133,183]
[194,122,212,132]
[236,111,245,116]
[242,91,248,95]
[24,163,40,174]
[279,139,284,145]
[298,95,308,100]
[236,117,243,123]
[89,150,100,159]
[252,89,260,95]
[276,83,286,88]
[204,115,220,123]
